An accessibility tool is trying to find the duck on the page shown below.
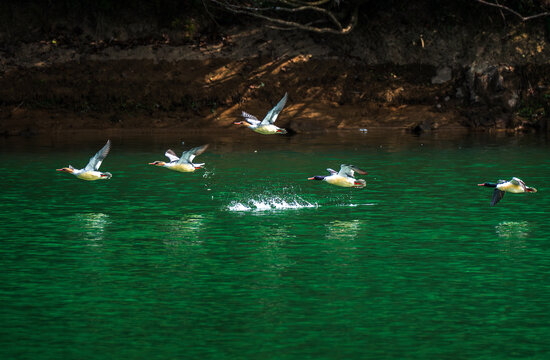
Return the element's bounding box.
[234,93,289,134]
[149,142,209,172]
[56,140,112,180]
[308,164,367,188]
[478,177,537,206]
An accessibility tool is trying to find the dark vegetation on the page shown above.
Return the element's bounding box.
[2,0,549,43]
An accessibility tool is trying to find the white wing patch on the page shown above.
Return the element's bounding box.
[241,111,260,125]
[165,149,180,163]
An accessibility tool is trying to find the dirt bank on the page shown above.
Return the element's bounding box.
[1,7,549,135]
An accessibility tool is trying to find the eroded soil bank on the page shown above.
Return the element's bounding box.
[1,7,549,135]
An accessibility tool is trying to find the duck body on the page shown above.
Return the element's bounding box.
[162,163,198,173]
[478,177,537,206]
[252,124,287,135]
[309,165,367,189]
[56,140,112,181]
[326,174,366,188]
[149,142,208,173]
[234,93,288,135]
[75,170,112,181]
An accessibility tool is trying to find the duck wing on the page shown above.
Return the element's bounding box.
[165,149,180,163]
[338,164,367,178]
[84,140,111,171]
[511,177,527,190]
[491,188,505,206]
[178,144,209,164]
[327,168,338,175]
[241,111,261,126]
[260,93,288,125]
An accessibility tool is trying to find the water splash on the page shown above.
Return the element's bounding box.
[228,195,317,212]
[202,168,215,178]
[339,203,376,207]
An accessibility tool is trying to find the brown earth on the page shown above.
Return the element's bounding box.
[1,22,549,136]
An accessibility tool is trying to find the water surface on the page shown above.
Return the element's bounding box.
[1,130,549,359]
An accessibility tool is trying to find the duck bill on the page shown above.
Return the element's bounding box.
[307,177,315,180]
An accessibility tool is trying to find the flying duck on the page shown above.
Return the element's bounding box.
[149,142,209,172]
[308,164,367,188]
[478,177,537,206]
[234,93,289,134]
[56,140,112,180]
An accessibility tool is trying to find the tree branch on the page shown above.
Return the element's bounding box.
[475,0,550,21]
[278,1,343,30]
[209,0,359,35]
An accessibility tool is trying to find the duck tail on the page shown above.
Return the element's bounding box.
[526,187,537,193]
[353,179,366,188]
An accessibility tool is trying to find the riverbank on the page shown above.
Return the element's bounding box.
[1,4,549,136]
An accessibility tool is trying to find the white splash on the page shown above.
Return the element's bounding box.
[338,203,376,207]
[228,196,317,212]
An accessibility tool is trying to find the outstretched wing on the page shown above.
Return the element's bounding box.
[260,92,288,125]
[84,140,111,171]
[241,111,261,126]
[491,188,505,206]
[178,144,209,164]
[338,164,367,178]
[165,149,180,163]
[327,168,338,175]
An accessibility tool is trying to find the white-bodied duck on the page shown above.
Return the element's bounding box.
[478,177,537,206]
[308,164,367,188]
[149,142,209,172]
[56,140,112,180]
[234,93,288,134]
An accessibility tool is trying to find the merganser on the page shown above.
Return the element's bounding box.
[308,164,367,188]
[234,93,289,134]
[149,142,209,172]
[56,140,112,180]
[478,177,537,206]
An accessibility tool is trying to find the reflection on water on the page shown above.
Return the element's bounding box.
[256,225,296,271]
[495,221,530,239]
[73,213,110,243]
[325,219,363,241]
[163,214,205,245]
[495,221,529,254]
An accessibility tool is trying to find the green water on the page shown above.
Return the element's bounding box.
[1,131,549,359]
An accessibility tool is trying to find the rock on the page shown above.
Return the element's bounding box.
[431,66,452,84]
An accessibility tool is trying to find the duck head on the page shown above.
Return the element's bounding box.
[308,176,326,181]
[477,182,497,188]
[149,161,166,166]
[56,167,74,174]
[233,121,253,128]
